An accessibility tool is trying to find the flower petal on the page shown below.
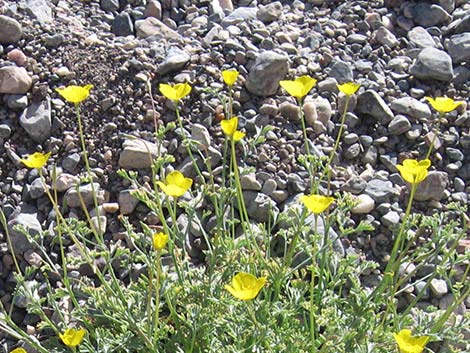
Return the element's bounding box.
[222,70,239,86]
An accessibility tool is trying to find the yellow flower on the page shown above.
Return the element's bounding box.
[279,75,317,99]
[159,83,191,101]
[222,69,239,86]
[396,159,431,185]
[424,96,463,113]
[301,194,334,214]
[393,329,429,353]
[59,327,86,348]
[337,82,360,95]
[20,152,51,169]
[55,84,93,104]
[221,117,246,142]
[156,171,193,197]
[152,232,169,251]
[224,272,266,300]
[10,349,27,353]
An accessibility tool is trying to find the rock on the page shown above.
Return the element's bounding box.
[388,115,411,135]
[221,7,257,27]
[5,94,28,110]
[100,0,120,12]
[0,15,22,44]
[414,171,448,201]
[279,101,300,121]
[19,98,52,143]
[91,216,107,235]
[450,11,470,34]
[0,66,32,94]
[390,97,431,120]
[381,211,400,228]
[119,139,163,169]
[157,47,190,75]
[7,49,27,66]
[145,0,162,19]
[240,174,262,191]
[118,189,139,215]
[409,47,453,82]
[312,97,332,124]
[408,26,436,48]
[344,143,361,159]
[52,173,80,192]
[62,153,81,172]
[328,59,353,83]
[135,17,179,40]
[24,250,42,267]
[351,194,375,213]
[412,3,451,28]
[64,183,104,208]
[112,12,134,37]
[190,123,211,151]
[355,90,394,124]
[44,33,65,47]
[430,278,448,298]
[374,26,398,47]
[219,0,233,12]
[303,101,317,126]
[257,1,282,24]
[28,178,46,199]
[242,191,278,223]
[342,176,367,194]
[22,0,53,24]
[365,179,396,203]
[446,33,470,64]
[8,212,42,253]
[245,51,289,96]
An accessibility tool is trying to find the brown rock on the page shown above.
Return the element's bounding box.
[0,66,32,94]
[135,17,179,40]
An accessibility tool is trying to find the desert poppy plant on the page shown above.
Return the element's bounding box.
[159,83,191,102]
[279,75,317,99]
[301,194,334,214]
[396,159,430,185]
[221,117,245,142]
[337,82,360,95]
[424,96,463,114]
[222,69,239,86]
[393,329,429,353]
[20,152,51,169]
[56,84,93,104]
[59,327,86,348]
[10,349,27,353]
[225,272,266,300]
[156,171,193,198]
[152,232,169,251]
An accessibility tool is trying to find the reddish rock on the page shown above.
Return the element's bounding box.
[7,49,27,66]
[0,66,32,94]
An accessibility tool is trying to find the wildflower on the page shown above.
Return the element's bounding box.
[156,171,193,198]
[10,349,27,353]
[424,96,463,114]
[159,83,191,102]
[396,159,431,185]
[221,117,245,142]
[222,69,239,86]
[59,327,86,348]
[393,329,429,353]
[55,84,93,104]
[152,232,169,251]
[337,82,360,95]
[20,152,51,169]
[301,194,334,214]
[279,75,317,99]
[225,272,266,301]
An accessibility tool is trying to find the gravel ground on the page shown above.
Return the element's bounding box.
[0,0,469,346]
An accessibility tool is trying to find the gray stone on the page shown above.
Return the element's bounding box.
[0,66,32,94]
[118,189,139,215]
[243,191,278,223]
[112,12,134,37]
[409,47,453,82]
[8,212,42,253]
[52,173,80,192]
[328,59,353,83]
[312,97,332,124]
[44,33,65,48]
[240,174,262,191]
[245,51,289,96]
[414,171,448,201]
[29,178,46,199]
[374,26,398,47]
[390,97,431,120]
[408,26,436,48]
[365,179,396,203]
[119,138,164,169]
[342,176,367,194]
[221,7,257,27]
[412,3,451,28]
[100,0,119,12]
[344,143,361,160]
[22,0,53,24]
[446,33,470,64]
[5,94,28,110]
[446,148,464,162]
[388,115,411,135]
[62,153,81,172]
[190,123,211,151]
[279,101,300,121]
[381,211,400,228]
[145,0,162,19]
[64,183,104,208]
[0,124,12,139]
[430,278,448,298]
[0,15,22,44]
[135,17,179,40]
[451,12,470,34]
[351,194,375,214]
[346,34,368,44]
[257,1,282,24]
[19,98,52,143]
[355,90,394,124]
[158,47,190,75]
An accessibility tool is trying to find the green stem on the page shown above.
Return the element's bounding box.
[425,113,443,160]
